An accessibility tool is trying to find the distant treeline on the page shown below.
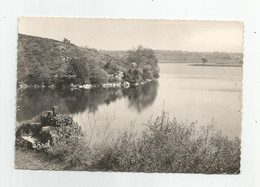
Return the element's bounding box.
[100,50,243,63]
[17,34,159,87]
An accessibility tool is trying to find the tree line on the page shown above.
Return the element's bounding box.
[17,34,159,87]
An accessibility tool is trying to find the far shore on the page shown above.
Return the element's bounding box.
[158,60,242,67]
[190,63,242,67]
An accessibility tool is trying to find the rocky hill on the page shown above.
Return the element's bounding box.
[17,34,127,87]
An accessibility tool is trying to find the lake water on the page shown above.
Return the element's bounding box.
[17,63,242,137]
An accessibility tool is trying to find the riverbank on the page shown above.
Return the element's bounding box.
[17,79,155,90]
[190,63,242,67]
[15,110,241,174]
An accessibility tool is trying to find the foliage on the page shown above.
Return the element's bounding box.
[17,34,127,86]
[89,67,109,84]
[104,61,119,74]
[63,38,71,44]
[95,112,240,173]
[123,68,143,83]
[201,57,208,65]
[67,58,90,84]
[124,46,160,82]
[16,111,240,173]
[15,111,83,153]
[142,64,153,80]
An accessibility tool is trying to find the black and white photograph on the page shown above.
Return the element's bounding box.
[15,18,243,174]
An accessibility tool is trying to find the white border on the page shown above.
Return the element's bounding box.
[1,0,260,187]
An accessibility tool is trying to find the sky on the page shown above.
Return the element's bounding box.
[18,17,244,53]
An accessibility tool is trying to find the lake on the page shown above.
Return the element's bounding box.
[17,63,242,137]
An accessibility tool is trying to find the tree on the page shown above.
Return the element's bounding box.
[125,46,160,82]
[127,46,158,68]
[104,61,119,74]
[201,57,208,65]
[89,67,109,84]
[142,64,153,80]
[67,58,90,84]
[63,38,70,44]
[123,68,143,83]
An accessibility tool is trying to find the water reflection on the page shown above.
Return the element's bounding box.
[16,81,159,122]
[123,81,159,113]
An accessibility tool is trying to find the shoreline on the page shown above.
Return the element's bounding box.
[17,79,156,90]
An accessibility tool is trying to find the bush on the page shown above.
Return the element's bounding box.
[125,46,160,83]
[15,111,240,173]
[89,67,109,84]
[15,111,83,153]
[201,57,208,65]
[92,111,240,173]
[67,58,90,84]
[104,61,119,74]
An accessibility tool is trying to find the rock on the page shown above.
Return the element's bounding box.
[131,82,139,86]
[53,106,58,116]
[21,135,39,148]
[15,122,42,150]
[40,126,59,143]
[102,83,113,88]
[41,126,52,132]
[70,83,75,88]
[16,122,42,137]
[81,84,92,89]
[114,83,121,88]
[15,110,82,150]
[122,81,130,88]
[131,63,137,67]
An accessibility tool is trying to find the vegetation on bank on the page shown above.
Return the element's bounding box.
[17,34,159,88]
[123,46,160,84]
[15,111,240,174]
[101,49,243,64]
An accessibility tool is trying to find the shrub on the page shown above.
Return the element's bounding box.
[89,67,109,84]
[201,57,208,65]
[125,46,160,82]
[93,111,241,173]
[63,38,70,44]
[67,58,90,84]
[15,111,240,173]
[15,111,83,153]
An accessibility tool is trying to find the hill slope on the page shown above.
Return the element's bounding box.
[17,34,127,86]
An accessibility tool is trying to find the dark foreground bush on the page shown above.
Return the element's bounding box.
[15,111,240,174]
[100,112,240,174]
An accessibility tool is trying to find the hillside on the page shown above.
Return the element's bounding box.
[17,34,128,87]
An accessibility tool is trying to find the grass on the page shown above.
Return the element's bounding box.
[15,111,240,174]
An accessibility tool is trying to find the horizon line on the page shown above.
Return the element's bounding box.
[18,33,243,54]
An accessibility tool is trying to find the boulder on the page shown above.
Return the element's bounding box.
[114,82,121,88]
[70,83,76,88]
[81,84,92,89]
[15,109,82,150]
[102,83,113,88]
[131,82,139,86]
[121,81,130,88]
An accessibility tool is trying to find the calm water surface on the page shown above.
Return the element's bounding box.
[17,63,242,136]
